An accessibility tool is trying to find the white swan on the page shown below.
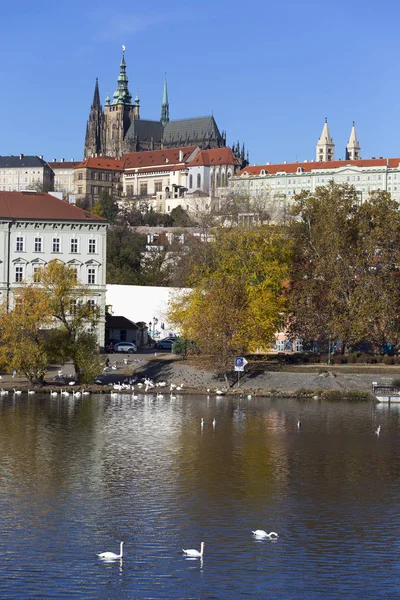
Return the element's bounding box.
[182,542,204,557]
[97,541,124,560]
[201,418,205,428]
[50,390,58,397]
[13,388,22,395]
[28,390,36,395]
[212,418,216,429]
[252,530,279,539]
[376,425,381,435]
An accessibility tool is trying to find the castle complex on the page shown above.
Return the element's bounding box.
[84,49,227,159]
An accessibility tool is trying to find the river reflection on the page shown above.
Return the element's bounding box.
[0,393,399,599]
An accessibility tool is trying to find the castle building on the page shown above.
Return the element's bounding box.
[84,49,226,159]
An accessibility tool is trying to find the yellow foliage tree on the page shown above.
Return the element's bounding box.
[0,287,52,383]
[169,226,291,381]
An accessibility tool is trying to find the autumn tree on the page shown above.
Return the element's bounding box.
[288,183,400,352]
[39,261,102,382]
[0,287,52,383]
[169,226,291,382]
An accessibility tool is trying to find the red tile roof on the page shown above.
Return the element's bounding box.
[50,161,81,169]
[239,158,400,176]
[75,157,125,171]
[188,147,239,167]
[0,192,107,222]
[123,146,197,169]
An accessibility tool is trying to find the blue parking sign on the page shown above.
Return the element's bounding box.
[235,357,247,371]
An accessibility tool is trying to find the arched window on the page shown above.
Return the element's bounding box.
[221,173,225,187]
[197,173,201,188]
[216,173,220,188]
[189,174,193,189]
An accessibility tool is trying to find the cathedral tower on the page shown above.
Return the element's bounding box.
[345,122,361,160]
[104,48,135,158]
[84,78,105,158]
[316,118,335,162]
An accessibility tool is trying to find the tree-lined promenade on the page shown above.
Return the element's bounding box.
[2,182,400,384]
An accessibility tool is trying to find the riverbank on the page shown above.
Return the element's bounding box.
[1,352,399,398]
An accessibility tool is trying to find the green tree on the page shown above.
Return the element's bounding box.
[288,183,400,352]
[169,226,291,382]
[106,225,146,284]
[91,189,119,223]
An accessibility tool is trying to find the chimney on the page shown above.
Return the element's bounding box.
[19,153,24,160]
[53,158,57,162]
[61,158,65,162]
[39,155,43,160]
[179,150,183,161]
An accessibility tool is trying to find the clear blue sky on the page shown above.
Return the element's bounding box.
[1,0,399,165]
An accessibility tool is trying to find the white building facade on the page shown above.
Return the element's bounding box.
[0,191,108,347]
[49,159,80,199]
[0,155,54,191]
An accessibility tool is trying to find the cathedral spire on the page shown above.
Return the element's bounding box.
[92,77,101,109]
[161,75,169,125]
[345,121,361,160]
[316,118,335,162]
[112,46,132,106]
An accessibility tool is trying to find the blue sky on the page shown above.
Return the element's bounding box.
[1,0,399,165]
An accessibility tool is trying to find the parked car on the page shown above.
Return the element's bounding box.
[156,339,175,350]
[114,341,137,354]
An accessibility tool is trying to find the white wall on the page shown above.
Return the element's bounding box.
[106,284,189,339]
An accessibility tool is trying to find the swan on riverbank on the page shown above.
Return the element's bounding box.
[182,542,204,557]
[252,530,279,539]
[97,541,124,560]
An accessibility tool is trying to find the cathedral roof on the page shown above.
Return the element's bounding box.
[125,119,164,144]
[76,157,125,170]
[188,147,239,167]
[0,191,107,222]
[163,116,222,145]
[123,146,198,169]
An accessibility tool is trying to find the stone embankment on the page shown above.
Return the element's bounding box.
[2,355,398,398]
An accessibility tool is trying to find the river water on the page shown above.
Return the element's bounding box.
[0,392,399,599]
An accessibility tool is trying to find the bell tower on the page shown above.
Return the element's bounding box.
[316,118,335,162]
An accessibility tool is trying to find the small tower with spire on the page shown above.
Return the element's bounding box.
[84,77,105,158]
[160,76,169,126]
[316,118,335,162]
[345,122,361,160]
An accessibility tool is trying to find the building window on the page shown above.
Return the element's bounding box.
[52,238,60,253]
[88,239,96,253]
[69,266,78,281]
[87,268,96,284]
[189,174,193,189]
[277,340,285,351]
[296,340,303,352]
[155,181,162,193]
[16,236,24,252]
[78,173,83,180]
[78,186,82,194]
[33,266,42,283]
[70,238,78,253]
[140,183,148,196]
[34,237,42,252]
[120,329,127,341]
[69,299,77,315]
[87,299,96,314]
[15,266,23,282]
[197,174,201,188]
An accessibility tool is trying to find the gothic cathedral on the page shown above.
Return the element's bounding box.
[84,49,227,159]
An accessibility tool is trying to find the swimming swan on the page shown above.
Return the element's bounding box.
[182,542,204,557]
[252,530,279,539]
[97,541,124,560]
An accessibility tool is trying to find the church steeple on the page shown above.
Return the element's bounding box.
[84,77,105,158]
[161,76,169,125]
[112,46,132,106]
[316,118,335,162]
[345,121,361,160]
